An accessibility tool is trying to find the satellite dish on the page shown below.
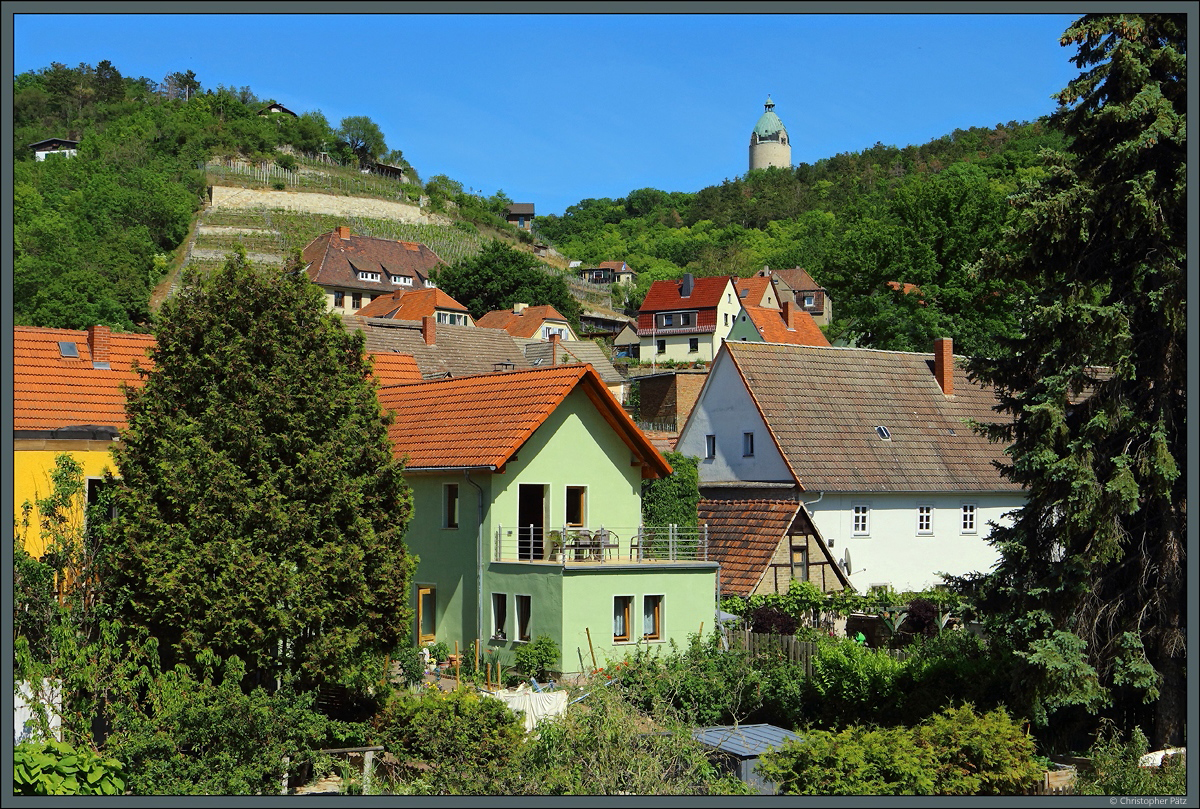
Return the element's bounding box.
[841,548,853,575]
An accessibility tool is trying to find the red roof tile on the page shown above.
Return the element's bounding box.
[741,305,830,347]
[355,287,471,320]
[13,326,155,432]
[734,276,777,308]
[700,499,800,596]
[301,228,447,294]
[476,305,572,339]
[367,352,422,386]
[639,276,734,313]
[377,365,670,478]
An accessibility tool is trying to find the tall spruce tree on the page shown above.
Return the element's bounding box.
[106,251,415,690]
[968,14,1186,747]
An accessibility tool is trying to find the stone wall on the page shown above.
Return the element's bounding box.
[208,186,454,226]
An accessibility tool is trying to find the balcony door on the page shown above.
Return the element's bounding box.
[518,484,546,561]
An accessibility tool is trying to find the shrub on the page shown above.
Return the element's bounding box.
[13,739,126,796]
[758,705,1042,795]
[749,605,797,635]
[513,635,559,681]
[802,636,905,727]
[428,641,451,664]
[275,153,297,171]
[271,180,286,190]
[371,687,525,793]
[1077,723,1188,795]
[392,646,425,687]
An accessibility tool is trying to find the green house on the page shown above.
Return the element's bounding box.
[378,365,718,675]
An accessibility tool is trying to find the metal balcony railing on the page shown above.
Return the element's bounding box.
[493,524,709,565]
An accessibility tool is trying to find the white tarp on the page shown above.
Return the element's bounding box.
[484,684,569,732]
[14,680,61,744]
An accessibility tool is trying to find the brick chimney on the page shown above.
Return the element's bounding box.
[87,325,111,364]
[422,315,436,346]
[781,301,796,329]
[549,332,560,365]
[934,337,954,395]
[336,226,351,240]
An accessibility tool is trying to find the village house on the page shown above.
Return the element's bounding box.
[301,227,447,315]
[579,261,637,287]
[504,203,535,231]
[377,365,719,673]
[29,137,79,161]
[13,325,420,558]
[476,303,578,342]
[676,339,1021,593]
[354,286,475,326]
[756,267,833,327]
[636,274,741,363]
[343,315,531,379]
[518,333,628,404]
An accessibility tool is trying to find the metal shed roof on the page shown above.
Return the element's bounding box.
[692,724,802,759]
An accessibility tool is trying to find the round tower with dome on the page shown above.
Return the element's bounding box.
[749,95,791,171]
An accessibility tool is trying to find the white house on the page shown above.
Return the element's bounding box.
[636,274,742,363]
[676,339,1022,593]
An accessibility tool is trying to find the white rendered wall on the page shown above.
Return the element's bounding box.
[807,492,1018,593]
[677,352,793,482]
[750,140,791,171]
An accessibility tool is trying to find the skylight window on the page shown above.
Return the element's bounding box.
[874,425,891,440]
[58,341,79,358]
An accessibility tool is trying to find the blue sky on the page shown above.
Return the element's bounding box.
[12,10,1084,216]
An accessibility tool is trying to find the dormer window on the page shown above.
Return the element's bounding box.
[392,275,413,286]
[357,271,381,282]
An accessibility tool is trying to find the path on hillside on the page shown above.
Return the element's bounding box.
[210,186,454,226]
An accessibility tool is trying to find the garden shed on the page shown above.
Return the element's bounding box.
[691,723,802,794]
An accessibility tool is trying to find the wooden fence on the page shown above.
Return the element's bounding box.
[723,629,911,676]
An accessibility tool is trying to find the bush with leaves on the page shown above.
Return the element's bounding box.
[13,739,126,796]
[103,648,360,795]
[371,687,525,794]
[758,704,1042,795]
[392,646,425,688]
[801,635,906,728]
[1077,722,1187,796]
[748,605,797,635]
[513,634,560,681]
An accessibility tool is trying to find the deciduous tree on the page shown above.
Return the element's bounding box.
[969,14,1186,748]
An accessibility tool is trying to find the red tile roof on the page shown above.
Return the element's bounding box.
[14,326,155,432]
[355,287,471,320]
[639,276,734,313]
[734,276,777,308]
[377,365,671,478]
[740,305,830,347]
[700,499,801,596]
[367,353,422,387]
[15,325,418,432]
[475,305,572,339]
[301,228,447,294]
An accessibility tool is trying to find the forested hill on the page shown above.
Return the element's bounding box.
[538,121,1069,357]
[14,57,1070,357]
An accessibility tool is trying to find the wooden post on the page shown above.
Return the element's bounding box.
[281,755,289,795]
[586,627,597,670]
[475,639,480,675]
[363,749,374,795]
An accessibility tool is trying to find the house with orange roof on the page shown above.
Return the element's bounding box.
[301,226,447,315]
[377,364,718,672]
[13,325,154,557]
[636,274,742,363]
[476,303,578,342]
[727,302,831,347]
[757,267,833,326]
[13,324,419,556]
[354,286,475,327]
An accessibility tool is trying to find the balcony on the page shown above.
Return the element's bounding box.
[493,524,709,565]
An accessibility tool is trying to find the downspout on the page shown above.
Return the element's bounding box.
[465,470,486,662]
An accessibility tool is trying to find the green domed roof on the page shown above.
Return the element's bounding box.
[753,96,786,138]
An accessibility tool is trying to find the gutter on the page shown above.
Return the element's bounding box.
[463,470,486,663]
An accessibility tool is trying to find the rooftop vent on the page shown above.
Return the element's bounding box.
[874,425,891,441]
[58,341,79,358]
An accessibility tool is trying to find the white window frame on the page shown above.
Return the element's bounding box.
[852,504,871,536]
[393,275,413,286]
[642,594,663,641]
[804,295,815,307]
[961,503,978,534]
[916,505,933,535]
[357,271,381,282]
[515,594,532,643]
[491,592,508,641]
[613,595,634,643]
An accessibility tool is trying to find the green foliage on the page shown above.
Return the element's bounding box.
[104,650,356,795]
[758,705,1041,795]
[969,14,1186,747]
[432,239,582,331]
[13,739,126,796]
[640,450,699,527]
[106,251,415,690]
[336,114,388,167]
[371,687,525,794]
[1076,722,1188,796]
[427,641,451,664]
[803,636,906,727]
[512,635,560,680]
[392,646,425,687]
